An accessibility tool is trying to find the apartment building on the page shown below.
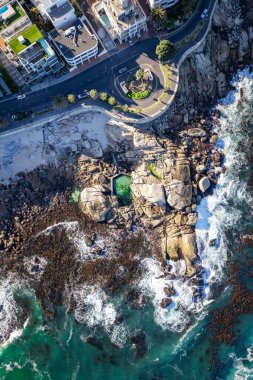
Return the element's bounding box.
[92,0,147,44]
[30,0,77,30]
[147,0,180,9]
[49,18,98,67]
[0,0,63,84]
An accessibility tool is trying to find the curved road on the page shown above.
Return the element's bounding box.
[0,0,214,123]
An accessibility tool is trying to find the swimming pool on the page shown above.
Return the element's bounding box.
[100,14,111,29]
[0,5,9,15]
[40,38,54,57]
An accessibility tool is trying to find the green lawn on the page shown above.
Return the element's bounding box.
[9,24,43,54]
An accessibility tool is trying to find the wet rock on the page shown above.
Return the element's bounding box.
[131,330,148,360]
[160,297,172,308]
[199,177,211,192]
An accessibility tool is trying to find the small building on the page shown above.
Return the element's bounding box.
[30,0,77,31]
[147,0,180,10]
[0,1,64,84]
[49,19,98,67]
[92,0,147,44]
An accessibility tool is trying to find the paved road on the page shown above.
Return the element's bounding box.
[0,0,214,123]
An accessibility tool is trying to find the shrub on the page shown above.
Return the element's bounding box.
[148,163,162,180]
[127,90,151,99]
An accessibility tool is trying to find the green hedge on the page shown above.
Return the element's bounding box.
[127,89,151,99]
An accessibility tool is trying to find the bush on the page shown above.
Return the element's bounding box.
[100,92,108,101]
[148,163,162,180]
[127,90,151,99]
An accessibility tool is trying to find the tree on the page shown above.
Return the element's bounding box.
[52,94,67,110]
[0,117,6,128]
[108,96,116,106]
[134,107,142,114]
[156,39,173,61]
[67,93,76,103]
[100,92,108,101]
[135,69,144,82]
[89,89,97,99]
[151,6,168,30]
[122,104,129,113]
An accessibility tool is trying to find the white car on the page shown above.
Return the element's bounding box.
[201,8,208,19]
[17,94,26,100]
[77,92,89,99]
[129,40,133,46]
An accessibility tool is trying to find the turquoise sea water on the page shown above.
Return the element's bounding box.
[1,70,253,379]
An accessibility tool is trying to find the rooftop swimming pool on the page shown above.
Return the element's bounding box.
[100,13,111,29]
[0,4,9,15]
[40,38,54,57]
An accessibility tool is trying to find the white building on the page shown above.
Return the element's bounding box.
[147,0,180,9]
[92,0,147,44]
[30,0,77,30]
[49,19,98,67]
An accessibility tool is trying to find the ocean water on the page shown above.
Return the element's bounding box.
[1,69,253,379]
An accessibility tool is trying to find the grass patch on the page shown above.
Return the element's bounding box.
[9,24,43,54]
[127,89,151,100]
[148,163,162,181]
[0,67,18,93]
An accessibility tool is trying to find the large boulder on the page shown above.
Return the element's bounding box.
[164,159,192,211]
[198,177,210,192]
[166,233,198,277]
[131,184,166,208]
[80,185,114,222]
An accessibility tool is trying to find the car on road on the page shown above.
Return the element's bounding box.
[201,8,208,19]
[129,40,133,46]
[77,91,89,99]
[118,67,128,75]
[17,94,26,100]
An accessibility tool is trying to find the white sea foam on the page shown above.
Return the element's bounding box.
[0,275,28,347]
[138,68,253,333]
[73,285,128,348]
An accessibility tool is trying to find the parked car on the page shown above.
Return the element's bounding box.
[201,8,208,19]
[118,67,128,75]
[17,94,26,100]
[77,92,89,99]
[129,40,133,46]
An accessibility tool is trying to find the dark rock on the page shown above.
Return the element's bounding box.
[160,298,172,308]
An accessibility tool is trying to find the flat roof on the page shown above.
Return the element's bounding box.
[49,20,97,59]
[8,24,43,54]
[49,1,73,19]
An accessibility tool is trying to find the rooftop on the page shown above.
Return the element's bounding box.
[49,19,97,59]
[48,1,73,19]
[0,1,26,31]
[8,24,43,54]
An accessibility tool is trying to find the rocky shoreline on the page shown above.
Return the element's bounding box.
[0,0,253,342]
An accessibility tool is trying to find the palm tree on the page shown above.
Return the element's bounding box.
[52,94,67,110]
[67,94,76,103]
[108,96,116,106]
[100,92,108,101]
[135,69,144,82]
[122,104,129,113]
[151,6,168,30]
[89,89,97,99]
